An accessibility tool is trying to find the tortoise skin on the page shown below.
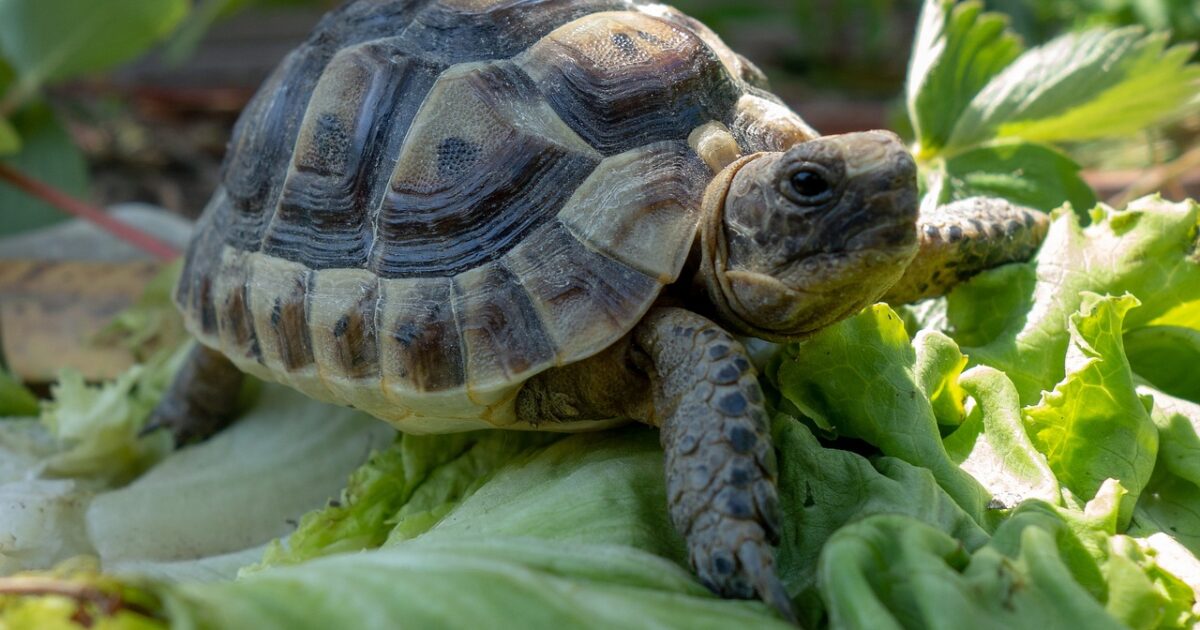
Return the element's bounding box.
[176,0,816,433]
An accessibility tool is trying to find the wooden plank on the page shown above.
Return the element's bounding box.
[0,260,164,383]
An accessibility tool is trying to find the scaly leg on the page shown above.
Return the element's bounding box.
[634,307,795,622]
[883,197,1049,304]
[144,343,244,446]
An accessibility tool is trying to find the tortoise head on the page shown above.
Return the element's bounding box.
[698,131,919,341]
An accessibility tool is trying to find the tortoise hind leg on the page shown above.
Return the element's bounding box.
[634,307,795,622]
[145,344,244,447]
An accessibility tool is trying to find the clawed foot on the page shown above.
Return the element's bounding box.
[686,478,796,623]
[635,307,797,623]
[141,344,244,447]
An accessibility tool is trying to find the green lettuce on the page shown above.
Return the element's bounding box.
[944,366,1060,508]
[770,303,991,526]
[0,369,37,417]
[946,198,1200,404]
[1023,293,1158,526]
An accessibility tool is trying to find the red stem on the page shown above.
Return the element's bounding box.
[0,162,180,261]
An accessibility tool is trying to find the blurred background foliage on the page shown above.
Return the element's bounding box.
[0,0,1197,235]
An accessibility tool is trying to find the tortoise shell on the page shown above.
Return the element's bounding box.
[176,0,816,432]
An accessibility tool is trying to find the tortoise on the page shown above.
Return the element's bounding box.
[151,0,1049,621]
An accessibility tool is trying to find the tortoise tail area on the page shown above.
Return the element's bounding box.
[882,197,1050,305]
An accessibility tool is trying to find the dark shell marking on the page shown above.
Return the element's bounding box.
[517,11,742,155]
[263,43,444,269]
[178,0,812,417]
[379,276,466,393]
[374,61,601,277]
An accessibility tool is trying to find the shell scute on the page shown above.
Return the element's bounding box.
[558,141,708,281]
[378,276,466,394]
[518,11,742,155]
[397,0,634,65]
[246,256,315,373]
[372,61,600,278]
[261,42,444,269]
[504,220,661,362]
[452,261,558,395]
[309,269,381,381]
[211,247,260,362]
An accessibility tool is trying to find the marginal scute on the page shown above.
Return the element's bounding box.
[377,276,466,394]
[505,220,662,363]
[246,254,315,376]
[518,10,742,155]
[452,261,558,396]
[262,42,444,269]
[373,61,601,277]
[558,141,708,281]
[176,205,226,338]
[308,269,381,381]
[211,246,260,361]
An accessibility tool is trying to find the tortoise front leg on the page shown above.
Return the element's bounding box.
[882,197,1050,304]
[634,307,795,622]
[145,344,244,446]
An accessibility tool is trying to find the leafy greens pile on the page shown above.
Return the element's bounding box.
[4,0,1200,628]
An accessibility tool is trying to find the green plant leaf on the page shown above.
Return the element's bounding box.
[169,539,790,630]
[0,0,187,90]
[85,384,396,576]
[947,28,1200,150]
[948,196,1200,404]
[773,417,989,624]
[941,141,1096,212]
[0,105,87,236]
[1124,326,1200,403]
[818,513,1126,630]
[1023,293,1158,528]
[0,116,18,155]
[944,366,1061,508]
[247,430,559,572]
[1148,300,1200,330]
[914,330,969,429]
[771,304,991,525]
[1103,534,1198,630]
[907,0,1023,155]
[0,368,38,417]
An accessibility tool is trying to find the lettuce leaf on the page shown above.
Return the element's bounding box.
[948,197,1200,404]
[819,513,1124,630]
[772,417,988,626]
[170,539,790,630]
[86,384,395,576]
[1,382,395,579]
[944,366,1060,508]
[1023,293,1158,527]
[1130,387,1200,562]
[771,304,991,525]
[1124,326,1200,403]
[0,369,38,417]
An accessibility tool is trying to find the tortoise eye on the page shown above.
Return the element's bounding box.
[788,169,832,203]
